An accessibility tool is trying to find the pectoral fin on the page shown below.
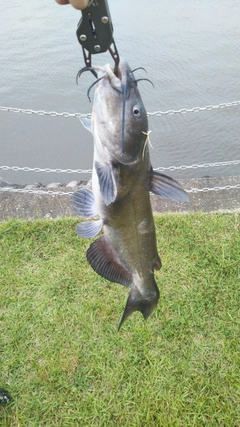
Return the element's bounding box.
[95,161,117,205]
[150,170,189,202]
[71,189,98,218]
[79,117,92,132]
[75,220,103,238]
[87,235,132,287]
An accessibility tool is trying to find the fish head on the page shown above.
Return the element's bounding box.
[91,59,149,165]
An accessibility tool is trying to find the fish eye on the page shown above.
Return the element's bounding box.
[132,104,142,117]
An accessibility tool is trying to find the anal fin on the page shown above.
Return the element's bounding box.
[87,235,132,287]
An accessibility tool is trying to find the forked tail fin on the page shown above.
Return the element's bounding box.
[118,283,159,330]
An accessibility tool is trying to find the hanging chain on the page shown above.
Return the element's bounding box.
[147,100,240,116]
[0,184,240,196]
[0,166,93,174]
[0,159,240,175]
[0,188,72,196]
[1,99,240,118]
[187,184,240,193]
[1,102,239,197]
[154,160,240,172]
[0,106,91,118]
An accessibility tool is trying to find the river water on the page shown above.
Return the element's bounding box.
[0,0,240,185]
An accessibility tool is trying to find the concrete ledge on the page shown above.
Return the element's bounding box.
[0,176,239,221]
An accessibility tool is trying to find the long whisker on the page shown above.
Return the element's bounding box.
[87,76,105,102]
[131,67,147,74]
[135,78,154,88]
[76,66,97,84]
[76,65,107,84]
[141,131,153,160]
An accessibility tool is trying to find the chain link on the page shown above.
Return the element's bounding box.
[0,184,239,196]
[0,165,93,174]
[147,100,240,116]
[1,102,239,201]
[1,160,239,175]
[187,184,240,193]
[0,106,91,118]
[154,160,240,172]
[1,100,240,118]
[0,188,73,196]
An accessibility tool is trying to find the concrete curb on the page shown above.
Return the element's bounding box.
[0,176,239,221]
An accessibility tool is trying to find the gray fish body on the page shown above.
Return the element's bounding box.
[92,154,161,328]
[72,60,189,328]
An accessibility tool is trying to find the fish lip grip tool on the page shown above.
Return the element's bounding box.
[77,0,120,77]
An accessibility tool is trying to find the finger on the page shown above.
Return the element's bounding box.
[69,0,89,9]
[55,0,89,9]
[55,0,70,5]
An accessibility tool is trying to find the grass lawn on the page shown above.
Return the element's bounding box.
[0,213,239,426]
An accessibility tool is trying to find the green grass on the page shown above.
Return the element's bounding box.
[0,213,239,426]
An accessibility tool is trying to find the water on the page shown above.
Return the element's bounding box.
[0,0,240,185]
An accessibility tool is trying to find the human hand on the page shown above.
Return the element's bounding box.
[55,0,89,10]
